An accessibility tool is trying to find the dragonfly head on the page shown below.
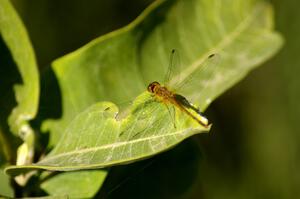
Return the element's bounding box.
[147,81,161,93]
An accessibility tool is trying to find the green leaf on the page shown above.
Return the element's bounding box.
[6,93,207,174]
[42,0,282,146]
[5,0,282,174]
[41,170,107,198]
[0,0,39,136]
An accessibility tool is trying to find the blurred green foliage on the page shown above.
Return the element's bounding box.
[195,0,300,198]
[0,0,298,198]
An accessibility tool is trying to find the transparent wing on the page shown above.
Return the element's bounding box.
[163,49,181,86]
[173,53,221,110]
[118,95,174,141]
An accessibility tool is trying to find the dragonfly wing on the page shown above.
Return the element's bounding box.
[164,49,181,87]
[119,95,179,141]
[164,104,176,129]
[173,53,221,111]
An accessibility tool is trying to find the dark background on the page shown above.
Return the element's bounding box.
[10,0,300,198]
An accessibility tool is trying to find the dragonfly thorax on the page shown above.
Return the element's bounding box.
[147,81,174,99]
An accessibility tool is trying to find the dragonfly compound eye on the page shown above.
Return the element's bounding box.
[147,81,160,93]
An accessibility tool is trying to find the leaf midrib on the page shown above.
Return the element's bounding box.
[39,127,202,163]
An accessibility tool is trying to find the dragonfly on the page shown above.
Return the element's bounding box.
[118,49,219,139]
[107,50,220,194]
[146,49,219,128]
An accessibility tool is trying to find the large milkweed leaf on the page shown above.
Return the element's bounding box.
[40,0,283,147]
[6,92,207,174]
[6,0,282,175]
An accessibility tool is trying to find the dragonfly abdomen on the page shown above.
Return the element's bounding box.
[174,94,210,127]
